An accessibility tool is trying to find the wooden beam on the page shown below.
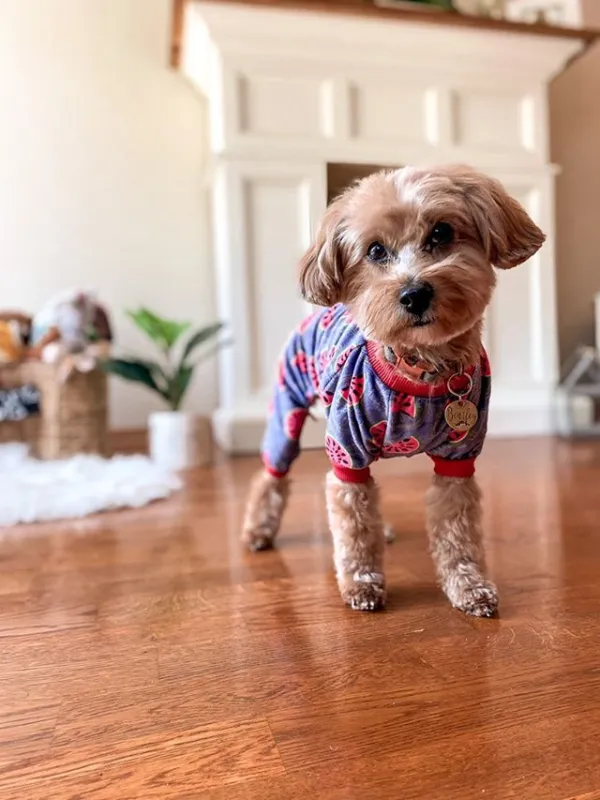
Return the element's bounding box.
[170,0,187,68]
[169,0,599,60]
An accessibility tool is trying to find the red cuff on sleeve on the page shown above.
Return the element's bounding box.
[331,465,371,483]
[262,457,288,479]
[265,467,288,479]
[429,456,476,479]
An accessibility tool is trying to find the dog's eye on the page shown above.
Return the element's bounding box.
[426,222,454,249]
[367,242,389,264]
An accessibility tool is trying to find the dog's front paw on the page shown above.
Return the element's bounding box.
[341,572,386,612]
[451,579,498,618]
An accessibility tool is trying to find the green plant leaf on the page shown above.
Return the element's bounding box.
[138,359,173,395]
[126,308,165,346]
[127,308,191,352]
[161,320,192,350]
[181,322,224,364]
[100,358,167,399]
[168,365,194,410]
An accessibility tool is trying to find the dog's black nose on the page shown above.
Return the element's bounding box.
[399,283,434,316]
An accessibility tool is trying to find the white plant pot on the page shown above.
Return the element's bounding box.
[149,411,213,471]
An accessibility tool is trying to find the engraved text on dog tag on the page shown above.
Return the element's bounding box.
[445,399,478,432]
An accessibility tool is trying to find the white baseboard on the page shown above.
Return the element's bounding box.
[213,406,327,454]
[486,406,552,437]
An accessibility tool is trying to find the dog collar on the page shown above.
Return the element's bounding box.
[384,346,443,380]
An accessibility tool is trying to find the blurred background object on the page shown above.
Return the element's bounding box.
[374,0,455,11]
[101,308,226,469]
[0,290,112,458]
[1,0,599,455]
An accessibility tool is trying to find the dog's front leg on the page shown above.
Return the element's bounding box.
[325,472,386,611]
[426,474,498,617]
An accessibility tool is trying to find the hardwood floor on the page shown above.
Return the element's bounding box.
[1,438,600,798]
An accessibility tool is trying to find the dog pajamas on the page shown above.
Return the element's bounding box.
[262,304,491,483]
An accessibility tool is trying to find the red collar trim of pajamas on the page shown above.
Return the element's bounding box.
[366,342,475,397]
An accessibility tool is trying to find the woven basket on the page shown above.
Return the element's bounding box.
[0,361,108,459]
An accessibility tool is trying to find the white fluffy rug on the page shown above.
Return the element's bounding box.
[0,443,181,527]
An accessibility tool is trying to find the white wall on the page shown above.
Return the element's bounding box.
[0,0,214,428]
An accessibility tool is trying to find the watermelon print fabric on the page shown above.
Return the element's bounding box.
[262,304,491,483]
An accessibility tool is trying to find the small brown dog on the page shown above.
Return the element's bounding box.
[241,165,544,616]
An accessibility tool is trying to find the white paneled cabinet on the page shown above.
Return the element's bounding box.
[181,1,584,451]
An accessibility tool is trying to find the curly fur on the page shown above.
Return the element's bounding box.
[241,472,289,551]
[243,164,544,615]
[426,475,498,617]
[300,165,544,373]
[325,472,386,611]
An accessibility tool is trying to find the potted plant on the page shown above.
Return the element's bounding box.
[101,308,226,470]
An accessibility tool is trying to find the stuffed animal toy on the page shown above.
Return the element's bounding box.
[29,290,112,363]
[31,290,97,356]
[90,303,113,343]
[27,290,113,381]
[0,312,32,364]
[0,322,23,364]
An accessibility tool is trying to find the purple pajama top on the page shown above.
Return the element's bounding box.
[262,304,491,483]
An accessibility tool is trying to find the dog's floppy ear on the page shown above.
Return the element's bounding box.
[299,195,347,306]
[465,173,545,269]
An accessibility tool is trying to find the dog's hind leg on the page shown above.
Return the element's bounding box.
[242,325,314,551]
[241,382,307,551]
[241,471,290,551]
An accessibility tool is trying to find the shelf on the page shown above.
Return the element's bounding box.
[171,0,600,68]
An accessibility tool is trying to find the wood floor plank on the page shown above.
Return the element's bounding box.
[0,717,284,799]
[0,440,599,798]
[0,685,60,769]
[195,714,600,800]
[266,672,600,799]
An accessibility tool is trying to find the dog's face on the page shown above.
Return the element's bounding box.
[299,165,545,349]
